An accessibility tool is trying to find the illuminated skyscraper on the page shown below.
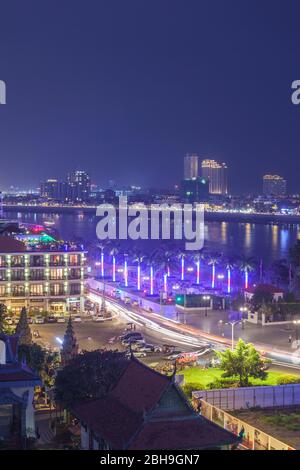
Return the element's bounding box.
[67,170,91,202]
[263,174,287,197]
[184,153,199,179]
[201,159,228,195]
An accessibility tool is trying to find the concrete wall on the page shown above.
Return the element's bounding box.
[193,384,300,410]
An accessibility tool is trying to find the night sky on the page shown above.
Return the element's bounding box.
[0,0,300,193]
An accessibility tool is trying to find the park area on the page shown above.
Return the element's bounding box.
[179,366,300,395]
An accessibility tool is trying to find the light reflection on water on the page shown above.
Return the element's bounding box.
[3,211,300,263]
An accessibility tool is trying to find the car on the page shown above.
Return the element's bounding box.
[137,344,156,353]
[132,300,139,307]
[119,332,142,340]
[132,351,147,358]
[92,315,105,322]
[4,317,13,325]
[122,337,144,346]
[121,333,144,343]
[73,316,82,322]
[46,316,57,323]
[124,297,131,304]
[56,316,66,323]
[34,316,45,324]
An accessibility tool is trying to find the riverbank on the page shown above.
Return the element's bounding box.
[3,204,300,225]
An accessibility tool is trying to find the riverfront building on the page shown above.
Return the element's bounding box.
[263,174,287,197]
[184,153,199,180]
[201,159,228,195]
[0,236,86,316]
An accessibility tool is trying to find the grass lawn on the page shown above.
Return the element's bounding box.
[180,367,300,389]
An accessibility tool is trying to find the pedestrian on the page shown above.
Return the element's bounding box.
[289,335,292,344]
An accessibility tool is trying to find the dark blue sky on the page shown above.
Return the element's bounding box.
[0,0,300,193]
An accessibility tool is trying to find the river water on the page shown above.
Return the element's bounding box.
[3,210,300,264]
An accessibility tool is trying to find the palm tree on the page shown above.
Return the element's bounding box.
[192,251,206,285]
[132,249,146,291]
[239,256,256,289]
[146,250,159,295]
[208,253,220,289]
[177,250,187,281]
[109,245,120,282]
[225,257,236,294]
[97,241,107,278]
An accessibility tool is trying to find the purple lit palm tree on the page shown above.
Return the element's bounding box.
[225,257,236,294]
[208,254,220,289]
[97,242,107,278]
[177,251,187,281]
[132,250,146,291]
[109,245,119,282]
[192,251,205,285]
[239,256,255,290]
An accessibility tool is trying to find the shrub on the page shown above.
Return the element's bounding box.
[207,378,239,389]
[182,383,205,397]
[276,375,300,385]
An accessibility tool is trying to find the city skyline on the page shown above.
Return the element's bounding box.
[0,1,300,194]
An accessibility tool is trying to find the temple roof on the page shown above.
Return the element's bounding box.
[72,357,238,450]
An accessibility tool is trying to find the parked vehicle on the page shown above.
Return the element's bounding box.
[56,316,66,323]
[46,315,57,323]
[121,332,144,341]
[132,351,147,358]
[34,316,45,324]
[119,331,142,341]
[73,316,82,322]
[92,315,105,322]
[132,300,139,307]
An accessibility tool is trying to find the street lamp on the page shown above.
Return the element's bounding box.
[203,295,211,317]
[225,320,242,351]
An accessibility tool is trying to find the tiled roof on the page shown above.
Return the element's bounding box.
[0,364,41,384]
[72,358,238,450]
[73,396,143,449]
[129,416,238,450]
[110,357,171,413]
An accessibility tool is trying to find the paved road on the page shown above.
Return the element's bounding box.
[86,289,300,368]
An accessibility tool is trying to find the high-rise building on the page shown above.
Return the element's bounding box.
[40,179,61,200]
[263,175,287,197]
[67,170,91,203]
[0,235,86,315]
[184,154,199,179]
[201,159,228,195]
[181,177,209,203]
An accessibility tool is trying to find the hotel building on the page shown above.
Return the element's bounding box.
[184,153,199,180]
[263,174,287,197]
[201,159,228,195]
[0,236,86,315]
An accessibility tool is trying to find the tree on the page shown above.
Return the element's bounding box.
[216,339,268,387]
[0,303,7,333]
[18,343,60,387]
[15,307,32,346]
[55,350,128,407]
[239,256,256,289]
[61,316,79,366]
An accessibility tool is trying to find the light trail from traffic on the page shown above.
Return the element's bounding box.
[87,288,300,367]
